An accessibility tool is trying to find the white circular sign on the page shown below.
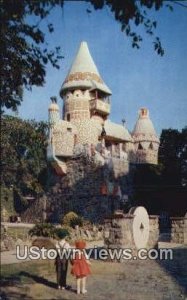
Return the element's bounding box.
[131,206,149,249]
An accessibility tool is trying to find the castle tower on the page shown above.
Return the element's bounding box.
[132,108,160,164]
[60,41,111,125]
[59,41,112,145]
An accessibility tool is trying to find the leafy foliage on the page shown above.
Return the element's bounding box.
[70,216,83,228]
[1,115,48,210]
[1,186,15,217]
[159,127,187,186]
[133,163,162,188]
[62,211,83,228]
[133,127,187,213]
[1,0,64,111]
[55,227,70,239]
[1,0,175,111]
[29,223,56,238]
[62,212,78,225]
[134,127,187,189]
[90,0,168,54]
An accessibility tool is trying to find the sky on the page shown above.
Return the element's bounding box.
[12,1,187,134]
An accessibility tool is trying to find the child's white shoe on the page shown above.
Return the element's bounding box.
[82,290,87,294]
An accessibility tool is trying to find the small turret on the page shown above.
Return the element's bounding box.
[132,108,159,164]
[48,97,60,126]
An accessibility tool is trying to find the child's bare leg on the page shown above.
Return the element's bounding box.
[82,276,87,294]
[76,277,81,294]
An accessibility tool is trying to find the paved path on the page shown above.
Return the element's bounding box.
[1,240,104,265]
[2,222,35,228]
[1,249,32,265]
[1,246,187,300]
[0,241,185,266]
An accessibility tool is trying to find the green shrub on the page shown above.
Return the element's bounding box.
[62,212,78,226]
[55,227,70,239]
[62,211,83,228]
[70,216,83,228]
[29,223,56,238]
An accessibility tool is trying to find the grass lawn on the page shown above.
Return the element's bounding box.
[6,227,30,241]
[0,259,124,300]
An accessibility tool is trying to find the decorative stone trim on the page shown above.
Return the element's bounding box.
[64,72,103,84]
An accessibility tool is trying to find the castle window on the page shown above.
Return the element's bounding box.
[67,113,70,121]
[138,143,143,150]
[149,142,154,150]
[67,128,72,132]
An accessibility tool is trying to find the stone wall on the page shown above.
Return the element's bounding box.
[63,91,90,121]
[104,215,135,249]
[104,214,160,253]
[22,155,131,223]
[170,217,187,244]
[148,215,159,248]
[111,158,129,178]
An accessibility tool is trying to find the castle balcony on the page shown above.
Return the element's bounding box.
[90,98,110,116]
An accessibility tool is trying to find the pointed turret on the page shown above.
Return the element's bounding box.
[132,108,160,164]
[132,108,159,143]
[60,41,111,123]
[60,41,111,96]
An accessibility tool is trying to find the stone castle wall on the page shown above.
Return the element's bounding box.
[22,155,131,223]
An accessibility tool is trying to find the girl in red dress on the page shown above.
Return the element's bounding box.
[71,240,91,294]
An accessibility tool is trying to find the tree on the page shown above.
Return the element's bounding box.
[90,0,168,53]
[0,0,180,111]
[29,223,56,238]
[1,0,64,111]
[133,127,187,214]
[159,127,187,186]
[133,127,187,190]
[1,115,48,211]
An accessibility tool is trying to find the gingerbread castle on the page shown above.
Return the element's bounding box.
[47,41,159,176]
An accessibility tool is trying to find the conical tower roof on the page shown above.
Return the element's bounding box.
[60,41,111,96]
[132,108,159,143]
